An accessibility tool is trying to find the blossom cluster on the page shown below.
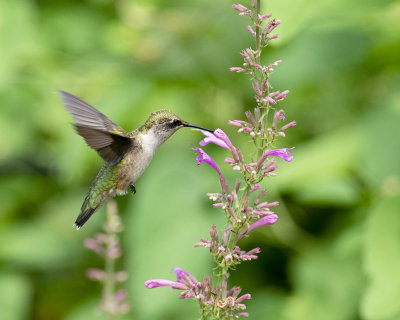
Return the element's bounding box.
[230,3,296,152]
[145,268,251,318]
[194,225,262,268]
[145,128,291,318]
[145,1,296,319]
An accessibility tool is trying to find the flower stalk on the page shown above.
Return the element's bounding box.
[85,201,130,317]
[145,1,296,319]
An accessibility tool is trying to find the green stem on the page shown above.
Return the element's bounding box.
[255,0,261,53]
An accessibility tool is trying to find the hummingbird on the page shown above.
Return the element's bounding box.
[59,90,214,229]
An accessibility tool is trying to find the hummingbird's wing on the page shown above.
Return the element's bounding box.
[59,90,133,166]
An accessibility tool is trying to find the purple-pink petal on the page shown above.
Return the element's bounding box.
[194,148,221,174]
[265,148,294,162]
[232,4,248,12]
[248,214,278,233]
[199,131,229,149]
[236,293,252,303]
[281,121,296,131]
[213,128,234,149]
[145,279,180,289]
[229,67,245,73]
[173,267,190,282]
[236,312,249,317]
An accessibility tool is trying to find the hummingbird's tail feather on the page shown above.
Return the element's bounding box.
[74,206,99,229]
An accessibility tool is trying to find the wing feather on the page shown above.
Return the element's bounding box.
[59,90,133,165]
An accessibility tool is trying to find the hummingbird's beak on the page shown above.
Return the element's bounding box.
[184,123,214,134]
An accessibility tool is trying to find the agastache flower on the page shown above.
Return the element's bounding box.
[230,67,245,72]
[194,148,228,194]
[232,4,249,13]
[265,147,294,162]
[194,148,221,174]
[237,214,278,240]
[281,120,296,131]
[213,128,234,149]
[199,130,230,149]
[145,268,196,292]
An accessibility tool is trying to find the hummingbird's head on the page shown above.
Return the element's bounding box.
[141,110,214,145]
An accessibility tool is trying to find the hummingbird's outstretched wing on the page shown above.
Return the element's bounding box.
[59,90,133,166]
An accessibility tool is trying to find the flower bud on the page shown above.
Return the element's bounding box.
[281,120,296,131]
[272,110,286,131]
[209,225,219,243]
[230,67,245,72]
[245,110,257,127]
[247,25,256,38]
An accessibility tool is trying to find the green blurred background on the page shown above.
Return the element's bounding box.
[1,0,399,319]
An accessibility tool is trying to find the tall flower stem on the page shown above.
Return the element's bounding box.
[145,2,295,318]
[84,200,130,317]
[103,202,118,316]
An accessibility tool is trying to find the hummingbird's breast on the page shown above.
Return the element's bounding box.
[115,131,159,193]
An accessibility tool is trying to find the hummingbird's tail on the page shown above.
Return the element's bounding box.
[74,206,99,229]
[74,165,115,229]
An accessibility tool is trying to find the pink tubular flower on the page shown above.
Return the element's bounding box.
[228,120,247,127]
[145,268,198,293]
[236,313,249,317]
[199,130,230,149]
[194,148,221,173]
[213,128,234,149]
[247,25,256,38]
[264,148,294,162]
[236,293,251,303]
[238,214,278,240]
[232,4,248,12]
[248,214,278,232]
[276,90,290,100]
[264,96,276,104]
[261,13,273,20]
[194,148,228,193]
[281,121,296,131]
[230,67,245,72]
[145,279,185,289]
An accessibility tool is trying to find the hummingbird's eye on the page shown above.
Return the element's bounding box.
[172,119,182,127]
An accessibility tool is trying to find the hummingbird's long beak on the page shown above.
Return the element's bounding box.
[184,123,214,133]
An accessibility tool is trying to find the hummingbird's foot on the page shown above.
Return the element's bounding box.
[130,183,136,194]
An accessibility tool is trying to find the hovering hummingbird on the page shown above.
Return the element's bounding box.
[59,90,214,229]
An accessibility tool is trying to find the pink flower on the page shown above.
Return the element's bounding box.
[248,214,278,232]
[238,214,278,240]
[194,148,221,174]
[230,67,245,72]
[236,313,249,317]
[264,148,294,162]
[247,25,256,38]
[281,121,296,131]
[145,268,198,293]
[213,128,234,149]
[199,130,230,149]
[232,4,248,12]
[276,90,290,101]
[228,120,248,127]
[145,279,187,290]
[236,293,251,303]
[261,13,273,20]
[194,148,229,194]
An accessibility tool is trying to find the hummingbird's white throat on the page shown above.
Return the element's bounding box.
[139,128,163,156]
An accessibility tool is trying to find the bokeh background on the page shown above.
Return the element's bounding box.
[1,0,399,319]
